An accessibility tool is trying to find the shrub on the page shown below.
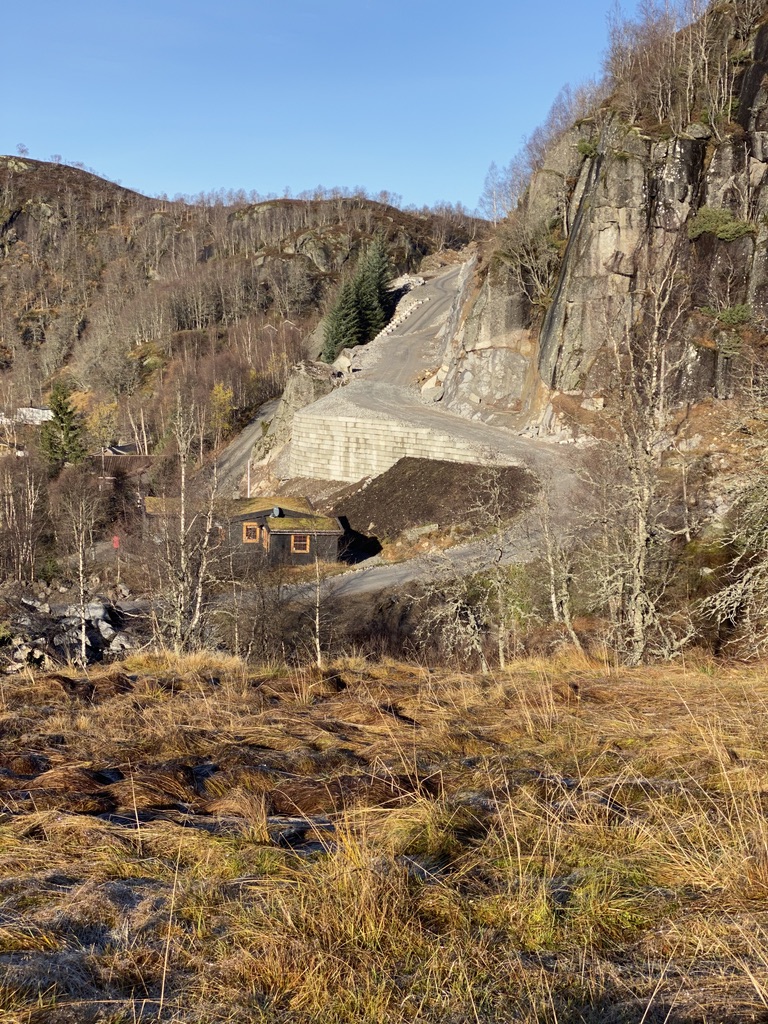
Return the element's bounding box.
[577,139,598,159]
[38,554,62,585]
[687,206,756,242]
[701,304,752,327]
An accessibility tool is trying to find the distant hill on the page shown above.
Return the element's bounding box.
[0,156,482,450]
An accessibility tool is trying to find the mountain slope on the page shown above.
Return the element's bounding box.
[0,156,479,449]
[435,3,768,436]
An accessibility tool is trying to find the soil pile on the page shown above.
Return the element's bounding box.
[323,458,536,540]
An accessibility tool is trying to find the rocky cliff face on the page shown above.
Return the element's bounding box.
[437,21,768,437]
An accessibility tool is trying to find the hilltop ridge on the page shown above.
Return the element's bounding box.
[0,155,480,450]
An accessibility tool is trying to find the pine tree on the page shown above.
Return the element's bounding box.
[39,380,86,471]
[320,237,395,363]
[322,279,363,363]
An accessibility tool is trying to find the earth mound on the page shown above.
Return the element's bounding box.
[322,458,536,540]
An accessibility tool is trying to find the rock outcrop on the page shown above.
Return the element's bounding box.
[249,361,336,470]
[436,17,768,437]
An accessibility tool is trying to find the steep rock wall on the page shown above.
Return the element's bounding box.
[437,28,768,436]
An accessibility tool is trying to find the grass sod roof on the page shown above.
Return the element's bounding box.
[144,496,342,534]
[261,515,343,535]
[145,495,319,516]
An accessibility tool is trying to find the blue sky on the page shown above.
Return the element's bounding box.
[3,0,631,210]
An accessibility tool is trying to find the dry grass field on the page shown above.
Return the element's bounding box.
[0,650,767,1022]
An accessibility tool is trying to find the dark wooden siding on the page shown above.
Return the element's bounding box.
[264,533,339,565]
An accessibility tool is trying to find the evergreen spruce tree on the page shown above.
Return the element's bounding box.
[321,304,344,363]
[334,279,364,350]
[39,380,86,471]
[320,237,395,363]
[322,279,363,363]
[355,271,386,340]
[362,235,395,320]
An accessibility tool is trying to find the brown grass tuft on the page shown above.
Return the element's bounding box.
[0,656,767,1020]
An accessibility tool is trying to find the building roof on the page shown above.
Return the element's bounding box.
[144,495,343,535]
[262,514,343,535]
[89,454,154,477]
[225,496,314,517]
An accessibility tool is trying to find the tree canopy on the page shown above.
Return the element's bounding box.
[321,237,396,362]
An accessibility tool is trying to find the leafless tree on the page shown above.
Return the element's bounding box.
[701,349,768,656]
[479,160,528,225]
[538,486,584,654]
[52,469,107,663]
[497,212,562,309]
[0,457,46,583]
[603,0,742,136]
[415,567,491,672]
[585,249,701,664]
[148,393,222,652]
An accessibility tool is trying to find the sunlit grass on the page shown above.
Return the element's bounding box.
[0,655,767,1020]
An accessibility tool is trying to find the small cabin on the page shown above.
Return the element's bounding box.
[143,495,344,566]
[228,497,343,565]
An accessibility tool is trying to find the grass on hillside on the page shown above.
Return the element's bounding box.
[0,650,767,1022]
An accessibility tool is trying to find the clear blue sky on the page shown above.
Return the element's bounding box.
[3,0,632,210]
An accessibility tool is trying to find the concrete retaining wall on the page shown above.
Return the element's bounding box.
[290,410,499,481]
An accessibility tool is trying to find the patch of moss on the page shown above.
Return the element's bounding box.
[687,206,756,241]
[577,139,598,159]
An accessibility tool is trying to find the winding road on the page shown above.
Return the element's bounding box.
[217,258,583,597]
[345,264,461,389]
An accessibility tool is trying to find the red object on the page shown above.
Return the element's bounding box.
[112,536,120,550]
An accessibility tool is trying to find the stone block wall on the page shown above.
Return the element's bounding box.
[289,410,498,482]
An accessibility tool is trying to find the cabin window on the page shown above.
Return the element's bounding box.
[291,533,310,554]
[243,523,260,543]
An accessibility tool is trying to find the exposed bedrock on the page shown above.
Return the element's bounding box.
[436,26,768,436]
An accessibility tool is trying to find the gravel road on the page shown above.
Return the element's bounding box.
[347,265,461,389]
[214,398,279,497]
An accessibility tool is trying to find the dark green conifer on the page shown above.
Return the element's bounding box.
[39,379,86,471]
[360,235,394,320]
[321,303,344,363]
[321,237,395,363]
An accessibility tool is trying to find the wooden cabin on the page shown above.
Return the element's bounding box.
[227,497,343,565]
[144,495,344,566]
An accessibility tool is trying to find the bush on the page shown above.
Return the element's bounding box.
[687,206,756,242]
[701,304,752,327]
[577,139,598,159]
[38,554,62,585]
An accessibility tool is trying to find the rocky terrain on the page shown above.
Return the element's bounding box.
[434,16,768,438]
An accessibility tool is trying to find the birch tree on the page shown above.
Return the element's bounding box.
[0,458,46,583]
[150,394,220,651]
[702,350,768,656]
[53,469,107,664]
[587,250,700,663]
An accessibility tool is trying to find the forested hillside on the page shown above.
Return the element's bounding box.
[0,156,478,452]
